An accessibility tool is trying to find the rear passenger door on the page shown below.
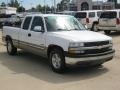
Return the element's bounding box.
[19,16,32,49]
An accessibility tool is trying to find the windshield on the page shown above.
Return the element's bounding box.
[45,16,86,32]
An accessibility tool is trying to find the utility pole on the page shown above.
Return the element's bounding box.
[20,1,23,12]
[54,0,56,13]
[44,0,46,14]
[6,0,8,6]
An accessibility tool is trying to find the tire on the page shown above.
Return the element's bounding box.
[104,30,111,35]
[6,39,17,55]
[49,48,66,73]
[91,23,98,32]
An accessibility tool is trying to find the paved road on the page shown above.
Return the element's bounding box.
[0,31,120,90]
[0,30,2,45]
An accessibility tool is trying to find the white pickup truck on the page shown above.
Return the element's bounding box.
[2,14,115,73]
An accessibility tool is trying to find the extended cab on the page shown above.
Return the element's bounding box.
[2,14,115,73]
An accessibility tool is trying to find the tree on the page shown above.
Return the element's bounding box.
[17,6,25,12]
[8,0,15,7]
[8,0,26,12]
[35,4,52,13]
[1,2,6,7]
[108,0,117,8]
[36,4,43,12]
[14,0,20,8]
[8,0,20,8]
[57,0,70,11]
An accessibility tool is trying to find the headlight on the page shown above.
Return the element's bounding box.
[68,42,85,54]
[69,42,84,47]
[109,40,113,49]
[109,40,113,44]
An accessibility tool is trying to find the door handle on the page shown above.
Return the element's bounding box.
[28,33,31,37]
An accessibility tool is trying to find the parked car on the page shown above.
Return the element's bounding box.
[0,14,14,28]
[4,15,22,27]
[98,9,120,34]
[75,10,102,31]
[2,14,115,73]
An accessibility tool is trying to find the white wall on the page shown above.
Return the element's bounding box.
[0,7,17,14]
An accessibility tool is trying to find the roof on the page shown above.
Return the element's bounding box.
[77,10,102,13]
[102,9,120,12]
[26,14,71,17]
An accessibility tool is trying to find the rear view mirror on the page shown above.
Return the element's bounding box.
[34,26,44,32]
[84,25,88,29]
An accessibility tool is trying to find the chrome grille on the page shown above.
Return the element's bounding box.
[84,41,109,47]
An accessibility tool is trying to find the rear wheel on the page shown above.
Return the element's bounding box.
[6,39,17,55]
[104,30,111,35]
[91,23,98,32]
[49,48,66,73]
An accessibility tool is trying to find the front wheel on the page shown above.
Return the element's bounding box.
[49,48,66,73]
[6,39,17,55]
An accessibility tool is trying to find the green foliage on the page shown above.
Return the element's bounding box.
[57,0,70,11]
[17,6,25,12]
[36,4,43,12]
[8,0,19,8]
[8,0,25,12]
[35,4,53,13]
[1,2,6,7]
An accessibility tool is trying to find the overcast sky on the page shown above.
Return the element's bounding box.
[0,0,119,10]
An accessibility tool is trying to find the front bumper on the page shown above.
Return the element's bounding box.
[65,50,115,66]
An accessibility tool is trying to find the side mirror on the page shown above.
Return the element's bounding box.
[84,25,88,29]
[34,26,44,32]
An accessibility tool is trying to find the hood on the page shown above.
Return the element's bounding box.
[49,31,112,42]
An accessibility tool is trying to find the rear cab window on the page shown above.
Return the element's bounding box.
[100,11,117,19]
[75,12,87,18]
[22,17,32,30]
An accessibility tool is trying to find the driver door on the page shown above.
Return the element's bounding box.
[28,16,46,56]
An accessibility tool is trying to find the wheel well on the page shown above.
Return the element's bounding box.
[93,21,98,25]
[47,45,64,57]
[5,35,12,41]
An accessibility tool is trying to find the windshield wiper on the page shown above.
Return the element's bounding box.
[69,28,79,30]
[57,29,70,31]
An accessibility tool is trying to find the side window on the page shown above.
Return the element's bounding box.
[31,16,44,31]
[97,12,102,17]
[22,17,32,30]
[89,12,95,18]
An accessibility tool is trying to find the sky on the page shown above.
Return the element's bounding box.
[0,0,120,10]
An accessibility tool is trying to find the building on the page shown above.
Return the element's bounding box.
[69,0,115,11]
[0,7,17,14]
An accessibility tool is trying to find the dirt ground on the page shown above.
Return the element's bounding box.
[0,31,120,90]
